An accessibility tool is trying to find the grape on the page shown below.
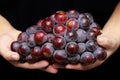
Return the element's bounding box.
[76,29,87,42]
[52,36,66,49]
[27,34,36,47]
[89,22,101,35]
[10,10,107,66]
[64,30,78,42]
[53,50,67,63]
[18,42,31,56]
[93,47,107,60]
[53,24,66,36]
[17,32,28,42]
[54,11,68,23]
[41,17,54,32]
[26,25,40,34]
[86,40,97,52]
[41,43,54,58]
[31,46,42,58]
[65,42,79,56]
[80,52,95,65]
[86,30,96,40]
[78,43,86,54]
[67,54,80,64]
[67,10,79,18]
[34,30,47,45]
[79,14,91,30]
[11,41,20,52]
[84,13,94,23]
[47,33,55,43]
[66,18,79,30]
[26,54,39,64]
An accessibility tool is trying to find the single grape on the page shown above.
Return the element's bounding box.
[52,36,66,49]
[77,29,87,42]
[65,42,79,56]
[18,42,31,56]
[11,41,20,52]
[67,54,80,64]
[78,43,86,54]
[41,42,54,58]
[54,11,68,23]
[86,30,96,40]
[93,47,107,60]
[34,30,47,45]
[26,25,40,34]
[80,52,96,65]
[31,46,42,58]
[89,22,101,35]
[86,40,97,52]
[64,30,78,42]
[79,14,91,30]
[67,10,79,18]
[17,32,28,42]
[26,54,39,64]
[53,24,66,36]
[66,18,79,30]
[53,50,67,63]
[84,13,94,23]
[27,34,36,47]
[41,17,54,32]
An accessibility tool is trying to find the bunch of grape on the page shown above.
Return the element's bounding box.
[11,10,107,66]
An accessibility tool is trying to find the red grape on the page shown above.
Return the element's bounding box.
[10,10,107,66]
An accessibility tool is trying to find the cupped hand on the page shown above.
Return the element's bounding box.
[0,29,58,74]
[65,31,119,70]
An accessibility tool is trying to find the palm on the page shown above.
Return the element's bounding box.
[0,30,58,74]
[65,33,119,70]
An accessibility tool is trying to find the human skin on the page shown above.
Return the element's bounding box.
[0,2,120,73]
[65,2,120,70]
[0,15,58,74]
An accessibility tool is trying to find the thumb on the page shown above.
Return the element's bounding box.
[97,35,114,49]
[0,49,20,61]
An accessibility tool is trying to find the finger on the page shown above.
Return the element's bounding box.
[0,47,20,61]
[11,60,49,69]
[65,60,104,70]
[41,65,58,74]
[52,63,65,69]
[65,63,86,70]
[97,35,114,49]
[0,36,20,61]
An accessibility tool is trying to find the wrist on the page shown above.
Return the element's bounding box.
[0,15,15,36]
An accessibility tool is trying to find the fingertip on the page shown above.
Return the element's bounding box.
[65,64,84,70]
[97,35,108,46]
[97,35,114,49]
[11,53,20,61]
[42,65,58,74]
[49,69,58,74]
[97,35,105,44]
[65,64,72,69]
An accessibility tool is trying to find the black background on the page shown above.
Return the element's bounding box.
[0,0,120,80]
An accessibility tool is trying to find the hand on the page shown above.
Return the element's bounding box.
[64,31,119,70]
[0,29,58,74]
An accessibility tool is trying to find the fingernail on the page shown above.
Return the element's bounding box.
[98,36,105,43]
[66,65,72,69]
